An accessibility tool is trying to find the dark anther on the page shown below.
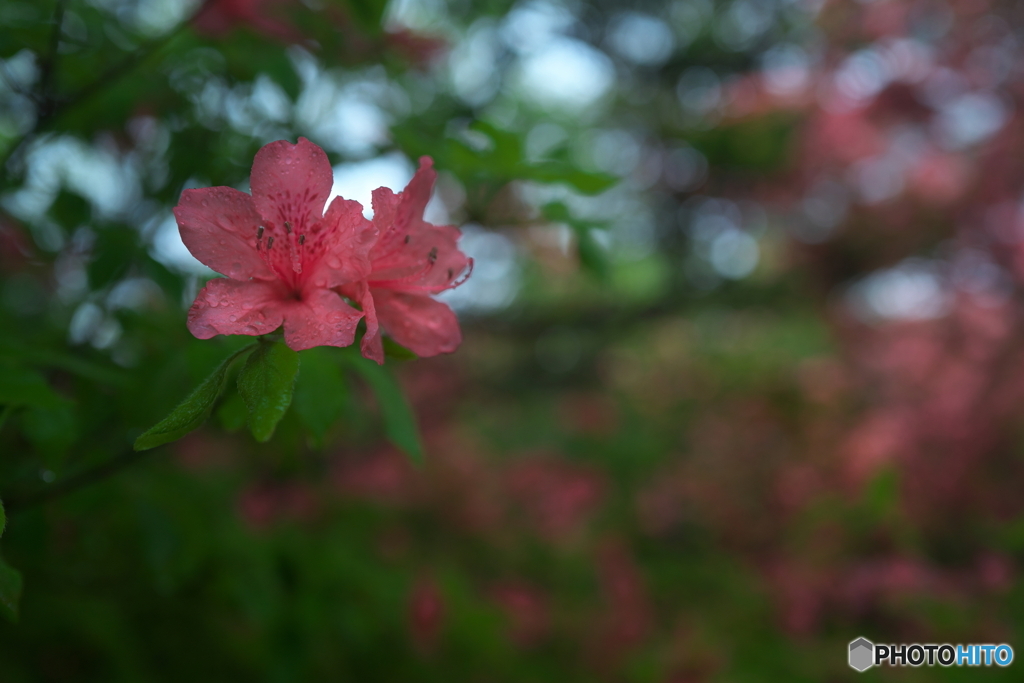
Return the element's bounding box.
[267,236,275,249]
[447,268,454,280]
[284,221,292,233]
[299,234,305,245]
[428,247,438,263]
[257,226,264,239]
[404,235,411,244]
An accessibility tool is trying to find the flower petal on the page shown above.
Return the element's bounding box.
[249,138,334,282]
[366,161,430,263]
[282,288,363,351]
[250,137,334,228]
[365,158,470,293]
[395,157,435,233]
[375,225,470,293]
[303,196,377,289]
[370,186,400,241]
[187,278,286,339]
[373,289,461,357]
[352,281,384,364]
[366,224,469,293]
[174,187,275,281]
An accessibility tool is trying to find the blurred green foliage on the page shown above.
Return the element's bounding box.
[1,0,1022,681]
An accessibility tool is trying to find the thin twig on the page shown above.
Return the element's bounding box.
[56,19,189,119]
[0,1,208,185]
[38,0,66,116]
[3,446,163,515]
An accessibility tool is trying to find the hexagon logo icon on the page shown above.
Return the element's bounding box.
[849,637,874,672]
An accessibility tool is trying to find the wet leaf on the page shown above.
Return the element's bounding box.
[215,391,248,433]
[134,344,256,451]
[237,340,300,443]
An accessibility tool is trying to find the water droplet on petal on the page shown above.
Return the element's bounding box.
[229,315,237,322]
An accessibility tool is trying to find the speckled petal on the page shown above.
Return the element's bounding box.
[373,289,461,357]
[281,287,363,351]
[250,137,333,226]
[249,138,335,283]
[187,278,286,339]
[369,224,469,292]
[365,157,470,293]
[303,196,378,290]
[174,187,275,281]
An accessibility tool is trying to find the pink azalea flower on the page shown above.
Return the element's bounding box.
[342,157,472,363]
[174,138,376,351]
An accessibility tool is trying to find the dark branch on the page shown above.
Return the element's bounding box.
[38,0,66,116]
[3,446,162,516]
[1,2,206,186]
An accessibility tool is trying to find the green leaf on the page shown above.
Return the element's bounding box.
[134,344,256,451]
[524,162,617,195]
[0,557,22,623]
[470,120,523,170]
[541,201,572,223]
[0,364,64,409]
[0,497,6,539]
[293,348,348,446]
[345,352,423,465]
[215,391,248,433]
[542,202,611,281]
[237,340,300,443]
[383,337,418,361]
[575,227,611,281]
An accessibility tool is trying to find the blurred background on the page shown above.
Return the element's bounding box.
[2,0,1024,679]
